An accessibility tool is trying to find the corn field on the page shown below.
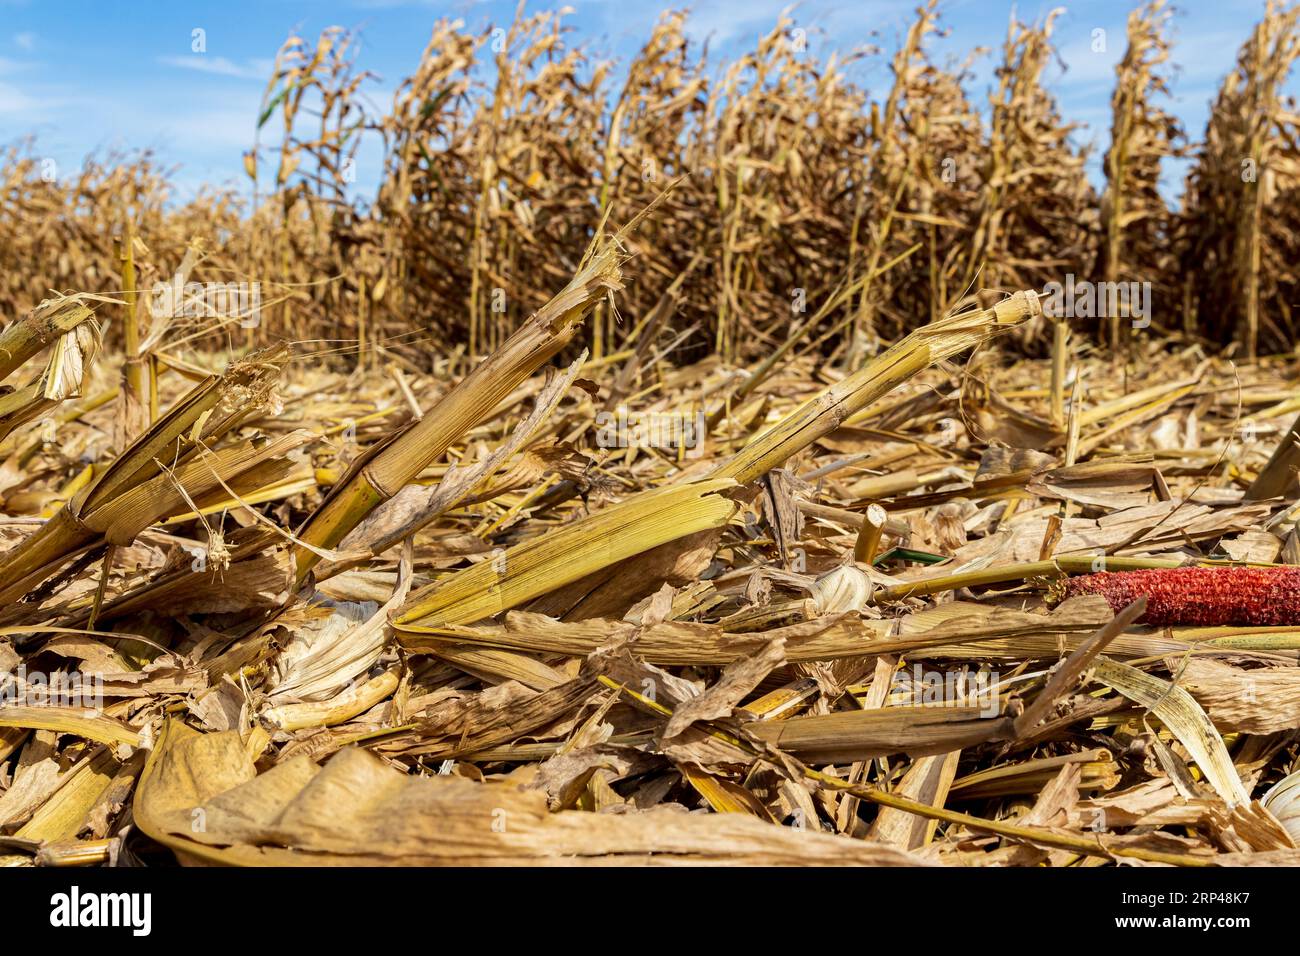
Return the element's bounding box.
[4,0,1300,873]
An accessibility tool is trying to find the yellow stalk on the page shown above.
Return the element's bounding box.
[119,221,145,414]
[394,479,739,630]
[713,292,1041,484]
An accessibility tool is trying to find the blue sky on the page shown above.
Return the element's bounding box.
[0,0,1292,204]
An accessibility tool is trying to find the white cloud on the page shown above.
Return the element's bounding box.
[158,54,269,80]
[13,31,34,51]
[161,105,259,150]
[0,80,36,113]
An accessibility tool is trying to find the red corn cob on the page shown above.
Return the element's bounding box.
[1064,566,1300,626]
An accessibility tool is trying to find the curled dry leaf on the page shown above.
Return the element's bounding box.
[136,722,925,866]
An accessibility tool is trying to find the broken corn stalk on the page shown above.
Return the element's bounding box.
[0,318,101,443]
[0,295,96,382]
[291,231,626,585]
[713,291,1042,483]
[0,346,288,604]
[394,293,1043,634]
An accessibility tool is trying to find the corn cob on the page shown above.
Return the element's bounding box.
[1065,566,1300,626]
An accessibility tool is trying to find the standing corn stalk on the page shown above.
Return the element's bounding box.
[843,2,931,364]
[964,9,1096,340]
[118,213,147,437]
[1180,0,1300,356]
[1100,0,1182,349]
